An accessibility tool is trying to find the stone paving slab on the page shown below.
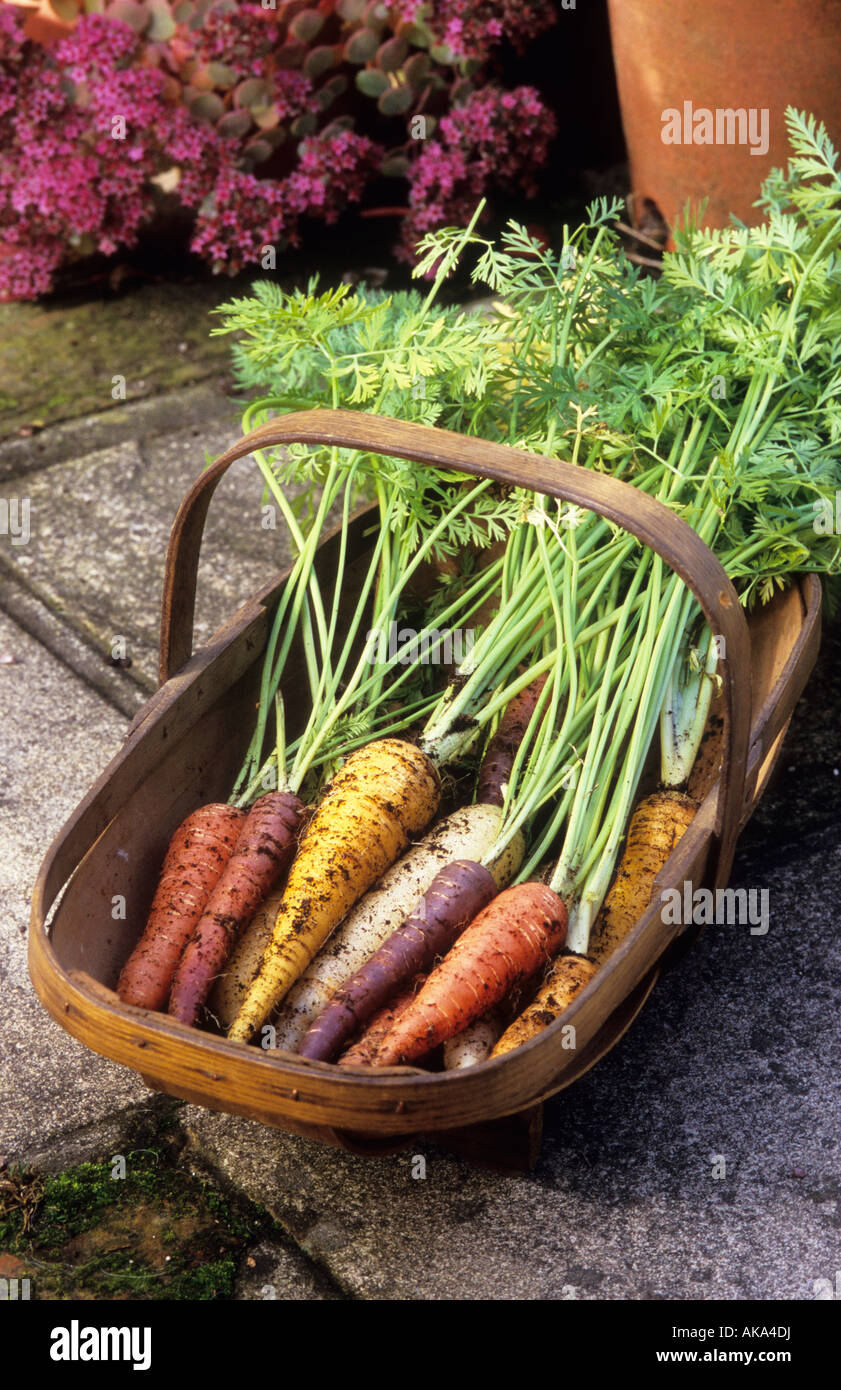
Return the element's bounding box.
[0,414,302,698]
[232,1239,343,1301]
[0,572,144,719]
[0,382,235,482]
[0,276,247,441]
[0,607,159,1169]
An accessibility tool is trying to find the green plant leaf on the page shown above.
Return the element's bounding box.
[343,28,379,64]
[377,84,414,116]
[304,44,341,80]
[206,62,238,89]
[354,67,389,98]
[377,36,409,72]
[290,7,325,43]
[234,78,271,110]
[146,1,176,41]
[242,137,273,165]
[216,109,252,140]
[190,92,225,122]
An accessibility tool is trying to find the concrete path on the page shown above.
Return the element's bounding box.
[2,344,840,1298]
[0,277,244,442]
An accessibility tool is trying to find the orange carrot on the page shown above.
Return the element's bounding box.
[371,882,568,1066]
[297,858,497,1063]
[117,803,246,1011]
[337,985,422,1068]
[168,791,306,1026]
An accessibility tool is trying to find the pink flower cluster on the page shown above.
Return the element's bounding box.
[0,3,557,299]
[194,2,276,78]
[423,0,556,60]
[400,86,557,263]
[0,14,166,297]
[0,9,357,295]
[191,129,380,272]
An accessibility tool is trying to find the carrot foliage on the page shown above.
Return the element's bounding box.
[216,109,841,953]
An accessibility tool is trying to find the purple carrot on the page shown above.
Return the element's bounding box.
[298,858,497,1062]
[475,674,548,806]
[168,791,306,1026]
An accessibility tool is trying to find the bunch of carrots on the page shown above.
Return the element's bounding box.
[117,109,841,1072]
[114,477,723,1069]
[118,481,627,1064]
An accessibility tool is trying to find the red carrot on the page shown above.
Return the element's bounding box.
[370,882,568,1066]
[117,803,246,1011]
[168,791,306,1026]
[475,675,547,806]
[297,859,497,1062]
[337,985,421,1068]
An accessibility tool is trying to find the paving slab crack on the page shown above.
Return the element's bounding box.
[0,382,241,480]
[5,1094,185,1174]
[177,1131,354,1301]
[0,561,146,718]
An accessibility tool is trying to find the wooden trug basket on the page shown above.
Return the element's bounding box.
[29,411,822,1170]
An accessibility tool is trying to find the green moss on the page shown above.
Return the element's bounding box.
[36,1163,123,1247]
[166,1257,238,1301]
[0,279,246,438]
[0,1149,282,1301]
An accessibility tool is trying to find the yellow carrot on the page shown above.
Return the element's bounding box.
[209,884,286,1030]
[227,738,440,1042]
[490,953,597,1058]
[587,790,697,965]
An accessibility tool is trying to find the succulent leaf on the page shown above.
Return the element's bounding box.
[354,66,389,98]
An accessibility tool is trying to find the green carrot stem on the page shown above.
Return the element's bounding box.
[288,475,500,789]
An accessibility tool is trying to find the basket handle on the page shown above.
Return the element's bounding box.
[160,409,751,890]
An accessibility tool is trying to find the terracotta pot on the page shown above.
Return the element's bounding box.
[11,1,78,45]
[607,0,841,237]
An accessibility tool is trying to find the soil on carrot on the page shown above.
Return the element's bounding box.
[0,1149,284,1300]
